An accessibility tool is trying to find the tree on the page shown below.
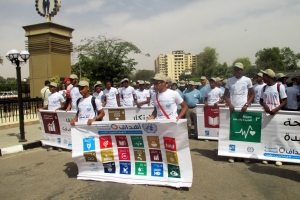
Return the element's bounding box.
[72,36,141,84]
[280,47,299,71]
[132,70,155,82]
[255,47,283,70]
[196,47,218,77]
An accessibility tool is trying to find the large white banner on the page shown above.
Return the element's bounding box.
[71,119,193,188]
[103,106,153,121]
[218,108,300,163]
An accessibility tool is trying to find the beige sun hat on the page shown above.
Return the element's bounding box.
[261,69,276,78]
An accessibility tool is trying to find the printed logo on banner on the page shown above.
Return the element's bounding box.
[131,136,144,148]
[204,106,220,128]
[99,136,112,149]
[83,137,96,152]
[135,162,147,176]
[115,135,128,147]
[205,130,209,136]
[149,149,162,162]
[147,136,160,149]
[247,147,254,153]
[229,144,236,152]
[134,149,146,161]
[151,163,164,177]
[166,151,179,165]
[101,149,115,163]
[142,123,157,133]
[103,162,116,173]
[230,112,262,143]
[118,148,131,160]
[168,164,181,178]
[57,138,61,144]
[163,137,177,151]
[84,152,97,162]
[41,112,61,135]
[119,162,131,175]
[108,109,125,121]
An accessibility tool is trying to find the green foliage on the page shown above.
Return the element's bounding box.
[132,70,155,81]
[195,47,218,77]
[72,35,141,84]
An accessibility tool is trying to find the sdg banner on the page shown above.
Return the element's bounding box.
[71,119,193,188]
[38,110,76,150]
[218,108,300,163]
[103,106,154,121]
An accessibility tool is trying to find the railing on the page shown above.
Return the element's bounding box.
[0,98,43,124]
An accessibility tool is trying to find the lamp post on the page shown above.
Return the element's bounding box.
[6,49,30,142]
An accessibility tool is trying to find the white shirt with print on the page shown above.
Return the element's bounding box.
[226,76,253,108]
[93,91,104,103]
[120,86,136,107]
[70,86,82,111]
[205,87,223,105]
[48,92,65,111]
[253,83,266,103]
[135,89,150,107]
[152,89,183,120]
[77,96,102,123]
[103,87,119,107]
[261,83,287,110]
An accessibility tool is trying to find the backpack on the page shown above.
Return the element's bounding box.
[262,83,282,103]
[76,96,97,116]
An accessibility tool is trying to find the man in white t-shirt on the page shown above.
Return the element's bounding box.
[47,82,65,111]
[224,62,254,112]
[135,80,150,108]
[93,81,104,104]
[253,72,266,104]
[260,69,287,115]
[67,74,82,111]
[103,80,120,107]
[120,78,136,107]
[40,80,51,107]
[204,78,223,106]
[147,74,188,120]
[70,80,105,125]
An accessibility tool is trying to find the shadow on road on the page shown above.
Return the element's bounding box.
[64,162,78,178]
[190,148,227,162]
[248,164,300,182]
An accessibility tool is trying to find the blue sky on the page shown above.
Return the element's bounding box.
[1,0,300,78]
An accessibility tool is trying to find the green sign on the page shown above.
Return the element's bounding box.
[229,111,262,143]
[131,136,144,148]
[135,162,147,176]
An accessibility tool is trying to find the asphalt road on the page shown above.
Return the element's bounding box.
[0,140,299,200]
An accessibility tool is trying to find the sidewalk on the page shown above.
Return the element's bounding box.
[0,121,42,156]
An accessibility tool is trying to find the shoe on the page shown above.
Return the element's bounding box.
[275,161,283,166]
[262,160,268,165]
[228,158,235,163]
[244,159,251,163]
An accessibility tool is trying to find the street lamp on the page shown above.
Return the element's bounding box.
[6,49,30,142]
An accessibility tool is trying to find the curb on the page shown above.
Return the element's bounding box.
[0,140,42,156]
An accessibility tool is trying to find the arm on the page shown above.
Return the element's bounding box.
[241,87,254,112]
[177,101,188,120]
[224,88,234,112]
[147,107,157,120]
[116,94,121,107]
[87,108,105,125]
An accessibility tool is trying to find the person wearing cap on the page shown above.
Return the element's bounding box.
[224,62,254,112]
[46,82,65,111]
[183,81,201,138]
[148,73,188,120]
[204,78,223,106]
[40,80,51,108]
[93,81,104,104]
[135,80,150,108]
[260,68,287,115]
[70,80,105,125]
[119,78,136,107]
[198,76,210,103]
[67,74,82,111]
[276,73,287,88]
[215,77,225,95]
[103,80,120,107]
[253,72,266,104]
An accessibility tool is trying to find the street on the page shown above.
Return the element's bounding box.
[0,139,299,200]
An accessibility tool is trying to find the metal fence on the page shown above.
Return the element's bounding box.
[0,98,43,124]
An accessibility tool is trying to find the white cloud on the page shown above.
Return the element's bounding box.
[65,0,105,14]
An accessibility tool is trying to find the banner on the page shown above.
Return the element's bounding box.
[38,110,76,149]
[71,119,193,188]
[103,106,154,121]
[218,108,300,163]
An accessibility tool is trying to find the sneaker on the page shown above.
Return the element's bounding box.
[262,160,268,165]
[228,158,235,163]
[275,161,283,166]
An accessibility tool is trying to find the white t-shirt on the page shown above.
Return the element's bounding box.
[149,86,156,106]
[41,86,51,106]
[93,91,104,103]
[205,87,223,105]
[135,89,150,107]
[261,83,287,110]
[103,87,119,107]
[48,92,65,111]
[286,86,299,110]
[120,86,136,107]
[253,83,266,103]
[152,89,183,120]
[77,96,103,123]
[226,76,253,108]
[70,86,82,111]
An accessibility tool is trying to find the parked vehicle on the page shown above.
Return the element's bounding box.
[0,91,18,99]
